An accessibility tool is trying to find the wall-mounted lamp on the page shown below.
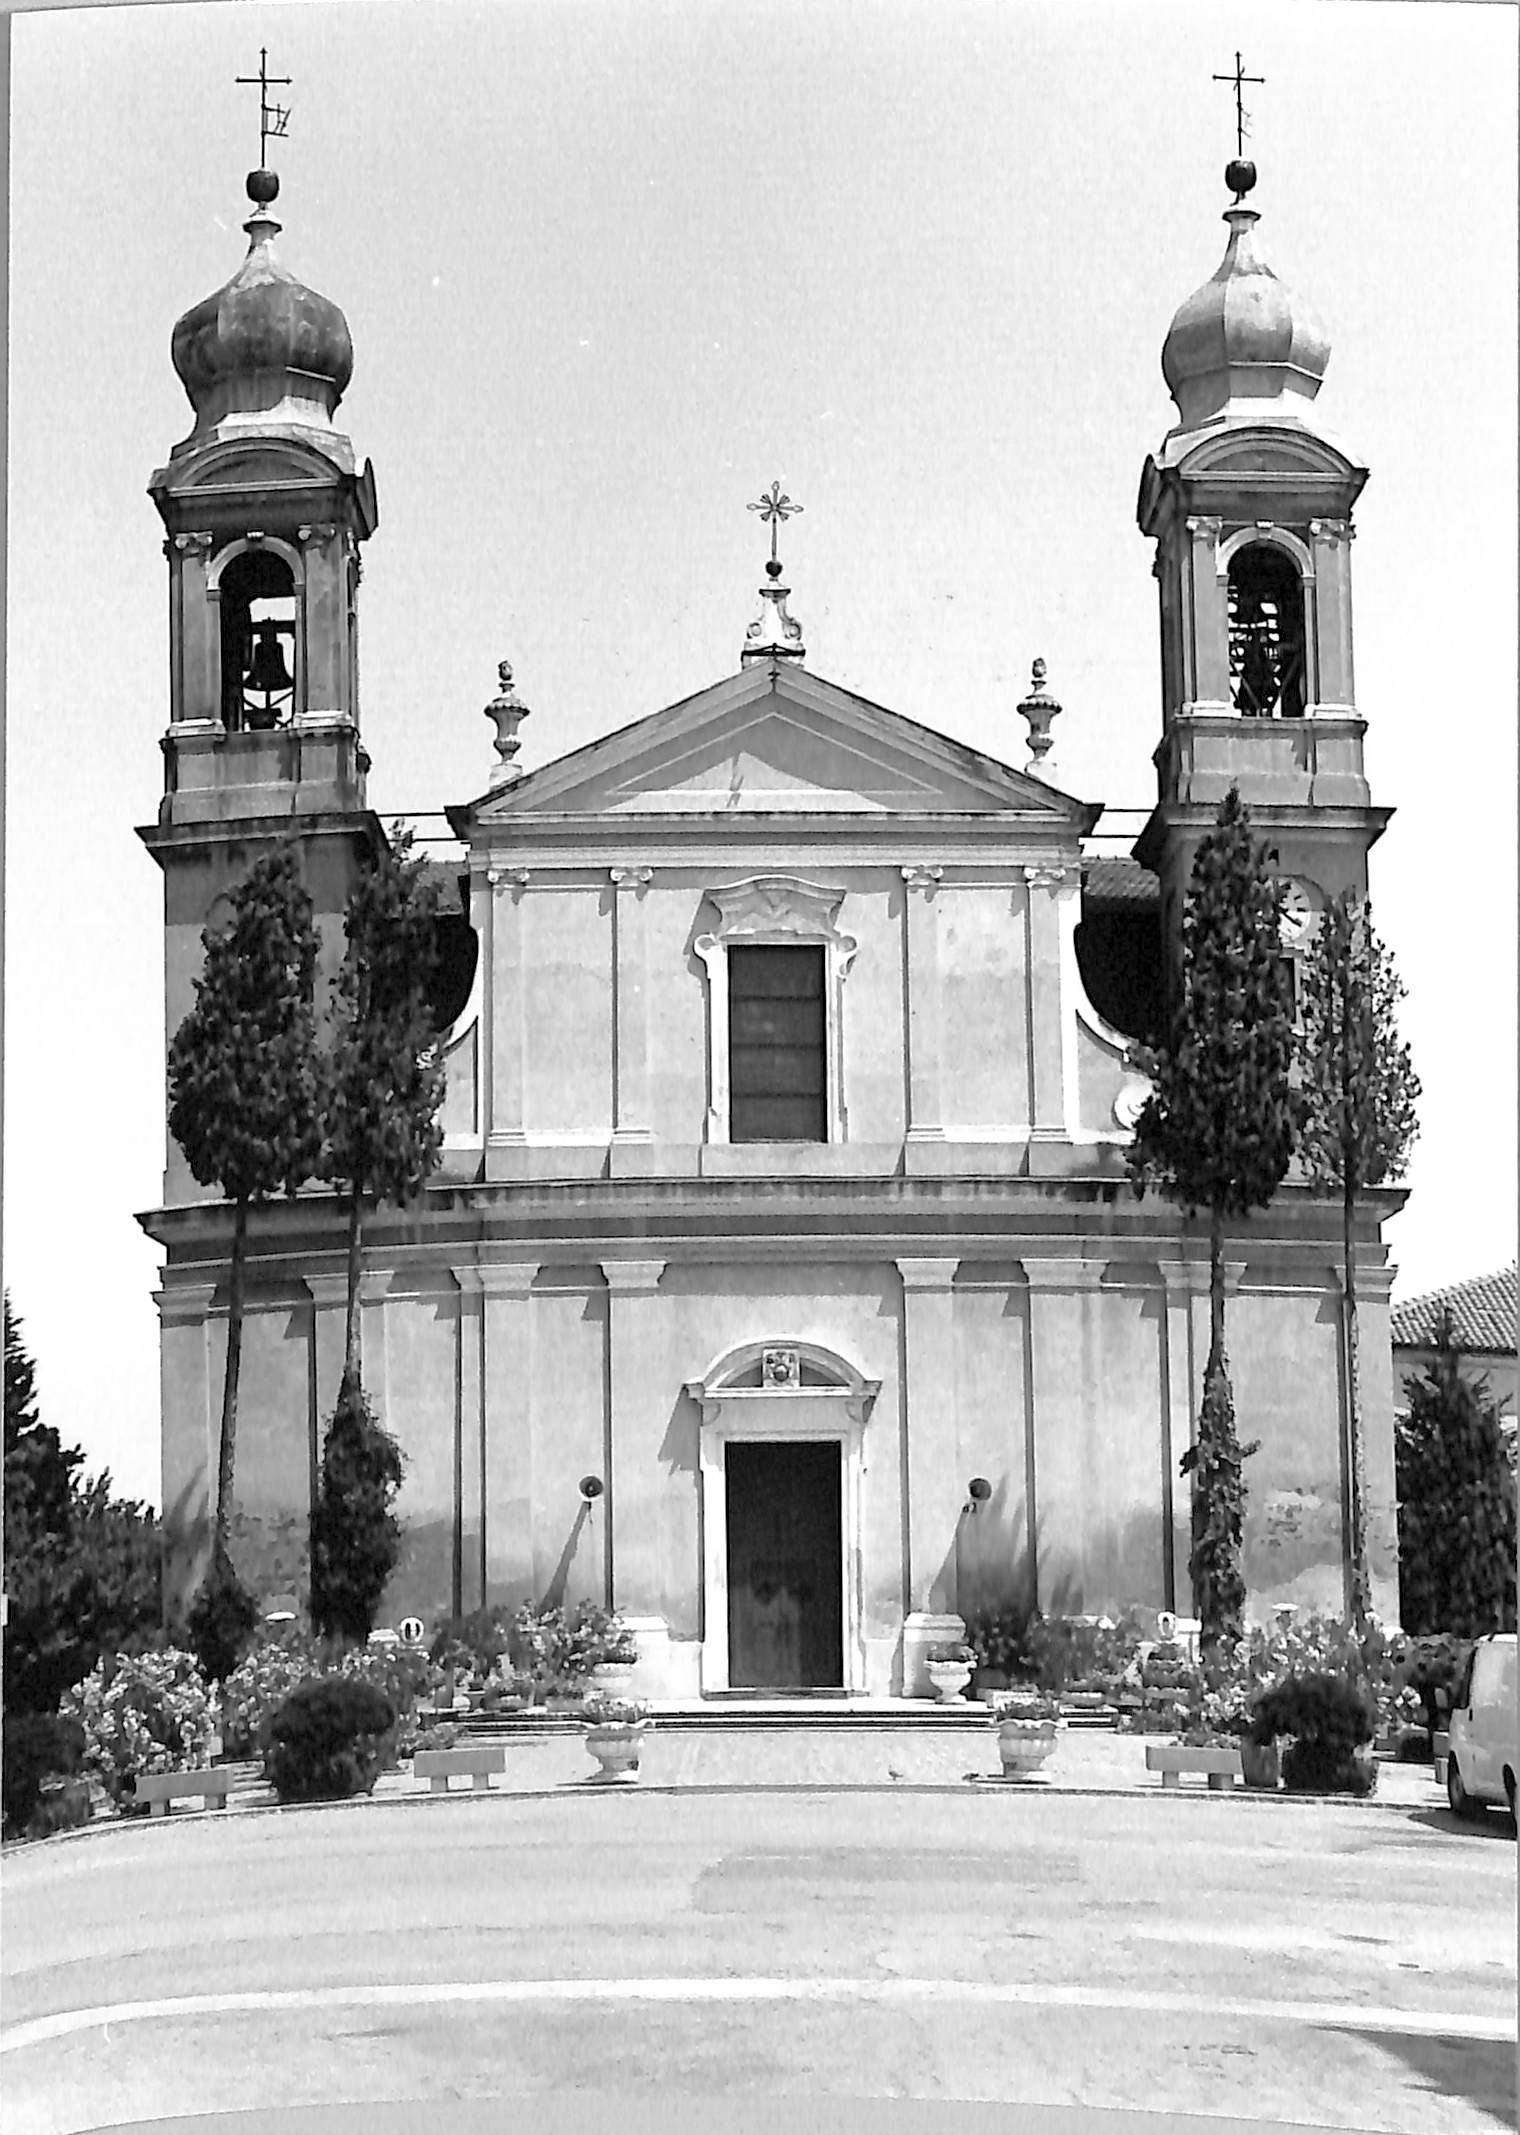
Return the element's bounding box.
[964,1477,992,1516]
[579,1475,605,1503]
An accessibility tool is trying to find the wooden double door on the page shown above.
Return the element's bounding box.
[724,1440,844,1690]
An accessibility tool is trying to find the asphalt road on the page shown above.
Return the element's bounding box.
[2,1785,1514,2135]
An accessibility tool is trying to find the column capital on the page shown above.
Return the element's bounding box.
[1160,1260,1246,1298]
[476,1262,540,1300]
[601,1258,667,1295]
[900,864,944,893]
[1021,862,1073,891]
[155,1281,217,1325]
[610,866,654,894]
[303,1273,351,1309]
[1022,1256,1100,1292]
[896,1256,959,1293]
[488,865,532,894]
[171,530,215,557]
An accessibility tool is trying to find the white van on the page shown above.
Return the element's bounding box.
[1446,1632,1517,1823]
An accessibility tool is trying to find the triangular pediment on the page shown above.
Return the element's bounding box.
[459,665,1095,828]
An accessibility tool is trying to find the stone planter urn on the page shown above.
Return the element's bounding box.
[1239,1737,1280,1790]
[584,1719,650,1783]
[926,1659,973,1704]
[995,1717,1059,1779]
[590,1660,638,1699]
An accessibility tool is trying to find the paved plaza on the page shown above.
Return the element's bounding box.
[3,1727,1514,2135]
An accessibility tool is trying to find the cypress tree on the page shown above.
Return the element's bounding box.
[1128,787,1299,1652]
[167,847,323,1660]
[1396,1312,1516,1638]
[322,830,445,1382]
[1296,892,1420,1626]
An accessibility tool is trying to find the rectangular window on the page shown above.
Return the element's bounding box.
[728,944,826,1142]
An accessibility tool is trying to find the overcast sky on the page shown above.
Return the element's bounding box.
[5,0,1516,1507]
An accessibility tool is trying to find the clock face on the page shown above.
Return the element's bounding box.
[1277,877,1316,947]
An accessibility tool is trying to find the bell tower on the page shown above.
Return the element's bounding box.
[1134,156,1390,975]
[139,159,381,1199]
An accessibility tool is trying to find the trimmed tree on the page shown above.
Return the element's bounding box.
[167,848,324,1665]
[314,830,443,1637]
[1396,1311,1516,1638]
[309,1377,406,1643]
[1296,892,1420,1628]
[322,830,444,1383]
[1128,787,1299,1653]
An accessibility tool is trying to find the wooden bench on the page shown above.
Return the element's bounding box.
[135,1768,235,1817]
[1145,1744,1242,1792]
[412,1745,507,1795]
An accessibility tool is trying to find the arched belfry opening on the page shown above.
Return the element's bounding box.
[218,546,298,730]
[1227,541,1306,719]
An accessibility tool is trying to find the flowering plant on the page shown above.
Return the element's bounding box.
[581,1694,651,1727]
[963,1607,1027,1676]
[927,1642,976,1665]
[62,1647,216,1805]
[989,1687,1061,1724]
[508,1602,638,1695]
[219,1626,328,1757]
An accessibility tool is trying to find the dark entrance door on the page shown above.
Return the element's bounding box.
[725,1440,844,1690]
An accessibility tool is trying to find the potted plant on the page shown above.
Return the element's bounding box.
[925,1641,976,1702]
[586,1611,640,1695]
[581,1694,652,1782]
[989,1686,1062,1778]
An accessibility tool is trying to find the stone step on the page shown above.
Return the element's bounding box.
[435,1701,1119,1736]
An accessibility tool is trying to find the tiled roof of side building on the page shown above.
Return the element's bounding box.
[1081,857,1160,908]
[1391,1265,1518,1355]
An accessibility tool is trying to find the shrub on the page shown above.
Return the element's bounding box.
[963,1606,1029,1677]
[1397,1632,1475,1737]
[1249,1670,1376,1794]
[185,1540,261,1684]
[429,1607,513,1677]
[62,1648,215,1806]
[3,1712,85,1838]
[1016,1611,1146,1694]
[337,1641,433,1755]
[264,1676,396,1803]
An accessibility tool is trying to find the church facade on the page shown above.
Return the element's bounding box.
[140,159,1403,1698]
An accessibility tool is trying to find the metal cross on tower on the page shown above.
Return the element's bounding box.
[1212,50,1264,161]
[747,481,804,569]
[236,47,293,166]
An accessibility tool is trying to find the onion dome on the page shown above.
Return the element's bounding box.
[1160,166,1330,433]
[170,171,353,441]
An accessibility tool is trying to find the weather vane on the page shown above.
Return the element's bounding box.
[747,481,804,570]
[237,47,292,167]
[1212,50,1264,163]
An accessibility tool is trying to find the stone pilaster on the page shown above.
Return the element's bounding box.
[1024,1256,1100,1610]
[901,867,944,1149]
[897,1256,962,1691]
[165,532,216,729]
[610,867,655,1172]
[1187,515,1230,708]
[486,867,531,1177]
[480,1263,538,1601]
[1308,518,1356,712]
[156,1281,218,1611]
[454,1267,488,1616]
[305,1273,351,1441]
[602,1259,670,1623]
[1022,866,1071,1164]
